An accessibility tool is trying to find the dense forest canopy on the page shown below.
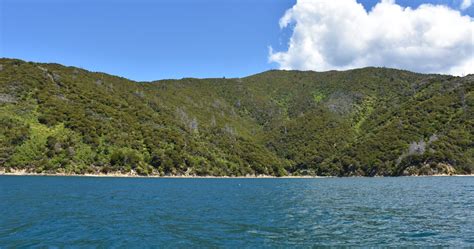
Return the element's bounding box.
[0,58,472,176]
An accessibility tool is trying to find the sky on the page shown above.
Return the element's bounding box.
[1,0,473,81]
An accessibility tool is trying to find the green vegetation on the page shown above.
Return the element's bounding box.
[0,58,472,176]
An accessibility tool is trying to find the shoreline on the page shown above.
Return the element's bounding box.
[0,172,326,179]
[1,170,472,179]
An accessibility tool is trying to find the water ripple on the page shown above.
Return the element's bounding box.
[0,176,473,247]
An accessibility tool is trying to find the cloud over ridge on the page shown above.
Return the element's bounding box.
[270,0,474,76]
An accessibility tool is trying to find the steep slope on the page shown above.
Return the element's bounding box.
[0,58,472,176]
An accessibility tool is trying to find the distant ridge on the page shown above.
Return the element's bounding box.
[0,58,472,176]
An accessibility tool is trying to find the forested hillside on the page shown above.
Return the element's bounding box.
[1,58,472,176]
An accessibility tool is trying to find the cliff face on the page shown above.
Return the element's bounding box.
[1,58,472,176]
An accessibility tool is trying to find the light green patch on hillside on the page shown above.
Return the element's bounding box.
[352,97,376,135]
[1,97,94,172]
[312,91,325,104]
[8,118,64,166]
[273,94,291,121]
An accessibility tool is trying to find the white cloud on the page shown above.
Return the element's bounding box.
[269,0,474,76]
[461,0,472,10]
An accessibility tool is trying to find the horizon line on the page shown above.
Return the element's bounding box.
[1,57,466,83]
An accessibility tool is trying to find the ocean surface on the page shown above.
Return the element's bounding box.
[0,176,473,247]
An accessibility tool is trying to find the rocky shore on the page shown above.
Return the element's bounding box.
[1,167,471,178]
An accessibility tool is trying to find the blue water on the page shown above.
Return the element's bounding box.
[0,176,473,247]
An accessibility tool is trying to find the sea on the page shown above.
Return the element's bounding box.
[0,176,473,247]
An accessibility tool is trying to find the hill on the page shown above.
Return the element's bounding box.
[0,58,472,176]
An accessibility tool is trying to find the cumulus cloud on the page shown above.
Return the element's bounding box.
[461,0,472,10]
[269,0,474,76]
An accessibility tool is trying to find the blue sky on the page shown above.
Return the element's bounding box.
[1,0,473,80]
